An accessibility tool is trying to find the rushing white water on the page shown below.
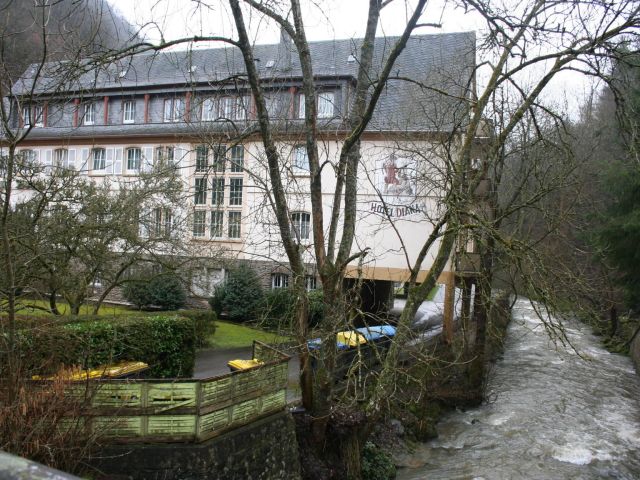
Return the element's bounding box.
[397,298,640,480]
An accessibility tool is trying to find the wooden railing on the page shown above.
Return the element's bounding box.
[62,341,290,443]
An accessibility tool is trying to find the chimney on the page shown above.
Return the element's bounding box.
[278,26,293,71]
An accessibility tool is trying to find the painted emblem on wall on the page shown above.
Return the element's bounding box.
[370,153,425,218]
[381,154,415,196]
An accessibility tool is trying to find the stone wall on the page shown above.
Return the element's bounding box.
[90,411,301,480]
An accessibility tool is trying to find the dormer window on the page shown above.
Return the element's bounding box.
[317,92,334,118]
[219,97,233,119]
[164,97,184,122]
[123,100,135,124]
[21,106,31,127]
[202,98,216,121]
[33,105,43,127]
[83,103,95,125]
[298,93,305,119]
[235,96,250,121]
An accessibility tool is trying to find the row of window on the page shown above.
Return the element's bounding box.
[192,210,242,239]
[20,91,336,128]
[271,273,317,291]
[194,178,243,206]
[21,144,245,174]
[195,145,244,173]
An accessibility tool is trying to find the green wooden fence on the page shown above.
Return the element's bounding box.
[60,341,290,443]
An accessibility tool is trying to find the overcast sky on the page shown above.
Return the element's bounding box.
[110,0,483,44]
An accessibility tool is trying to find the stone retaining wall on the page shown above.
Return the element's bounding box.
[90,411,301,480]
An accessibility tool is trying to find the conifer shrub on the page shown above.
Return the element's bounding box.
[208,264,264,322]
[123,273,187,310]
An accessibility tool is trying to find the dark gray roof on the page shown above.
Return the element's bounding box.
[13,32,476,133]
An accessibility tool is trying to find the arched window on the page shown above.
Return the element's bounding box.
[291,212,311,240]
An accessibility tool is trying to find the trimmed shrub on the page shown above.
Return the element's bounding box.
[208,264,264,322]
[123,273,187,311]
[5,314,196,378]
[149,274,187,310]
[179,310,217,348]
[123,281,153,309]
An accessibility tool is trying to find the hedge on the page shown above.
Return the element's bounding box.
[3,314,196,378]
[178,309,217,348]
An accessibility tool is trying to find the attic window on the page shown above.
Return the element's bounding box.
[265,60,275,68]
[347,54,356,63]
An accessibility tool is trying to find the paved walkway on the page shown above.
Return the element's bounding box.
[194,346,301,401]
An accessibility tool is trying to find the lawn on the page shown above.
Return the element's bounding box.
[10,300,137,317]
[209,321,291,349]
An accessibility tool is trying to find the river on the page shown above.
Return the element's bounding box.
[397,298,640,480]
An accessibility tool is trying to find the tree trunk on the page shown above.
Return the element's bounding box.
[49,291,61,315]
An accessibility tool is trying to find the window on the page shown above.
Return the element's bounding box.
[193,210,206,237]
[34,105,44,127]
[228,211,241,238]
[265,95,280,117]
[317,92,334,118]
[92,148,105,171]
[219,97,233,118]
[235,96,249,120]
[21,149,37,164]
[213,145,226,173]
[202,98,216,121]
[293,145,309,171]
[194,178,207,205]
[152,207,172,237]
[229,178,243,206]
[230,145,244,172]
[164,98,184,122]
[210,210,224,238]
[211,178,225,205]
[84,103,95,125]
[195,145,208,173]
[305,275,317,291]
[53,148,68,168]
[126,147,141,171]
[123,100,135,123]
[155,146,175,169]
[298,93,305,119]
[271,273,289,289]
[21,106,30,127]
[291,212,311,240]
